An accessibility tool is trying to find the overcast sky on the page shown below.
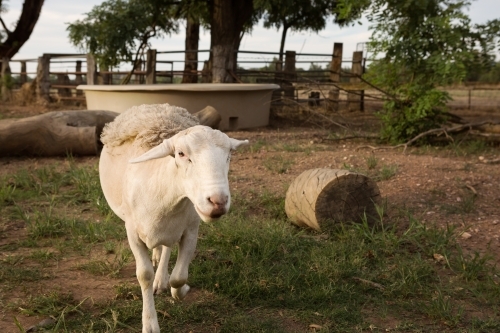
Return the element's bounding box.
[3,0,499,71]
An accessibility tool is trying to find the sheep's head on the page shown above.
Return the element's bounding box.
[129,125,248,222]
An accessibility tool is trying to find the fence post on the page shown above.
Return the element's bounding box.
[99,64,111,85]
[75,60,83,95]
[347,51,363,112]
[1,58,11,101]
[146,49,157,84]
[283,51,296,100]
[20,61,27,85]
[201,60,211,83]
[468,88,472,110]
[328,43,343,112]
[36,54,51,103]
[86,54,97,85]
[56,74,71,98]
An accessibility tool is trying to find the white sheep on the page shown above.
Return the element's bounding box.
[99,104,248,333]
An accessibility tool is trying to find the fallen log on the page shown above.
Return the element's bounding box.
[285,168,381,231]
[194,105,222,129]
[0,106,223,157]
[0,110,119,157]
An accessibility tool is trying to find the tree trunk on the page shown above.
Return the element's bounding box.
[0,0,45,59]
[285,169,381,231]
[209,0,253,83]
[0,110,119,156]
[182,18,200,83]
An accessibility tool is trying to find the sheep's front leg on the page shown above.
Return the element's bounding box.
[126,226,160,333]
[153,245,172,294]
[170,222,199,300]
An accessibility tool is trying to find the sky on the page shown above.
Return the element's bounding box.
[2,0,499,72]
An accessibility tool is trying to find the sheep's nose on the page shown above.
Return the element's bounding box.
[207,194,228,207]
[207,194,228,218]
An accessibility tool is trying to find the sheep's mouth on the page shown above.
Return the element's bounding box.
[194,206,215,222]
[194,205,226,222]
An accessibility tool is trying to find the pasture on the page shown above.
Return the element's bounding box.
[1,103,500,332]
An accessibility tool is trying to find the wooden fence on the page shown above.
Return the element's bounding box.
[3,46,500,112]
[1,43,371,110]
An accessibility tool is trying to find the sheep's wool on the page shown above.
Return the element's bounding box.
[101,104,200,148]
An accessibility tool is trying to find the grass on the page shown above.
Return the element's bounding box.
[343,158,398,182]
[263,155,294,174]
[1,157,500,332]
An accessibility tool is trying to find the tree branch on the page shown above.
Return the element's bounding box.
[0,16,12,36]
[356,120,500,153]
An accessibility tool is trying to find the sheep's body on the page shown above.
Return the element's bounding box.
[101,103,199,148]
[99,104,247,333]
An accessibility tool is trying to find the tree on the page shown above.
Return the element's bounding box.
[0,0,45,59]
[208,0,254,83]
[341,0,500,143]
[67,0,178,84]
[174,1,209,83]
[464,19,500,82]
[256,0,344,70]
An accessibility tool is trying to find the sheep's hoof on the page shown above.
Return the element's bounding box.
[142,318,160,333]
[153,275,170,295]
[171,284,190,300]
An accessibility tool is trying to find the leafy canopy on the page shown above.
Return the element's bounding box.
[256,0,361,60]
[67,0,179,69]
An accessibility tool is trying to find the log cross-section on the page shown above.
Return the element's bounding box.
[285,168,381,231]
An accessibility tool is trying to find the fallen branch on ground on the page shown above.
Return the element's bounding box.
[352,277,385,291]
[479,156,500,164]
[356,120,500,153]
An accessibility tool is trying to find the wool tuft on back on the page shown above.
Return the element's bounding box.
[101,104,199,148]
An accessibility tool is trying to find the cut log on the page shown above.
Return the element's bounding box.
[285,168,381,231]
[193,105,222,129]
[0,110,119,156]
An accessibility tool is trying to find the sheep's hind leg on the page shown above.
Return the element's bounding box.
[170,222,199,300]
[126,226,160,333]
[153,245,172,295]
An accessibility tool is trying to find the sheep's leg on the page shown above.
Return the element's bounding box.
[151,247,162,268]
[153,245,172,295]
[170,223,199,300]
[126,226,160,333]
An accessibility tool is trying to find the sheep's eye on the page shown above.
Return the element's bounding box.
[178,152,184,157]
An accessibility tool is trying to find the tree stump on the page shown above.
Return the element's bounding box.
[285,168,381,231]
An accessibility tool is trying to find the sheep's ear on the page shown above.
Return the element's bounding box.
[229,138,249,150]
[129,140,174,164]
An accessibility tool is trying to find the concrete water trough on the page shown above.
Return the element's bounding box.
[77,83,280,131]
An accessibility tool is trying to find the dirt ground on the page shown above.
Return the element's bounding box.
[0,102,499,331]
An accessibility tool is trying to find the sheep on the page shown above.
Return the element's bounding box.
[99,104,248,333]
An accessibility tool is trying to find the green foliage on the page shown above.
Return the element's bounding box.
[256,0,361,59]
[346,0,500,143]
[67,0,178,69]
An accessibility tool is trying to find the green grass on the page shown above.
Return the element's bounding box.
[1,157,500,332]
[343,159,398,182]
[78,246,132,277]
[263,155,294,174]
